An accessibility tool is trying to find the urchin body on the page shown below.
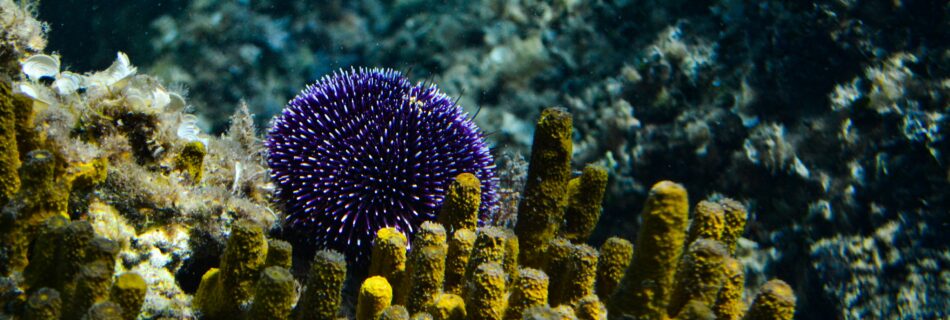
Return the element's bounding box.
[266,68,497,263]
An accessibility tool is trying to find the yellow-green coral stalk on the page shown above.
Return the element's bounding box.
[444,228,475,295]
[0,81,20,203]
[742,280,796,320]
[63,261,113,320]
[713,257,746,320]
[544,237,572,306]
[428,293,466,320]
[297,249,347,320]
[265,238,293,269]
[718,198,748,255]
[514,107,573,268]
[249,266,296,320]
[560,165,608,243]
[672,300,716,320]
[465,226,507,287]
[22,215,67,290]
[466,262,507,320]
[84,301,125,320]
[175,140,206,182]
[686,201,725,245]
[669,239,728,316]
[24,287,61,320]
[413,221,447,249]
[437,173,481,233]
[562,243,598,306]
[408,245,448,314]
[504,268,549,320]
[608,180,689,320]
[370,227,408,305]
[357,276,393,320]
[595,237,633,302]
[574,295,607,320]
[195,220,268,318]
[110,272,147,320]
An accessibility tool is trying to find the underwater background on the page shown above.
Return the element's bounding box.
[0,0,946,319]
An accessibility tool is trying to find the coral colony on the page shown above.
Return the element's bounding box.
[266,68,498,263]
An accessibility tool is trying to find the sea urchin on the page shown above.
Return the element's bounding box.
[267,67,497,263]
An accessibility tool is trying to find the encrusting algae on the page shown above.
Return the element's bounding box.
[0,3,796,317]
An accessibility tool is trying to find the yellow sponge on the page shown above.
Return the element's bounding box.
[743,280,796,320]
[370,227,408,304]
[595,237,633,302]
[296,249,347,320]
[504,268,548,320]
[427,293,466,320]
[357,276,393,320]
[713,258,745,320]
[608,180,689,320]
[669,239,728,316]
[466,262,507,320]
[514,108,573,268]
[249,266,296,320]
[560,165,608,243]
[686,201,725,245]
[444,228,476,295]
[437,173,481,233]
[110,272,147,320]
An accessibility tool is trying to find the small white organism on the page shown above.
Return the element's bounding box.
[21,54,59,81]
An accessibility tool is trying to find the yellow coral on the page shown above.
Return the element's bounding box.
[175,140,206,182]
[543,237,574,306]
[0,81,21,203]
[358,276,393,320]
[686,201,725,245]
[110,273,146,320]
[669,239,728,316]
[561,244,598,306]
[466,262,507,320]
[608,180,689,320]
[407,244,448,314]
[370,227,408,305]
[444,228,476,295]
[63,261,113,320]
[672,300,715,320]
[713,258,746,320]
[428,293,466,320]
[560,165,608,243]
[574,295,607,320]
[465,226,507,286]
[249,266,296,320]
[718,198,748,255]
[194,220,268,318]
[84,301,125,320]
[296,249,347,320]
[437,173,481,233]
[595,237,633,302]
[265,238,293,269]
[505,268,549,320]
[412,221,447,249]
[0,149,68,273]
[514,107,573,268]
[24,287,61,320]
[742,280,796,320]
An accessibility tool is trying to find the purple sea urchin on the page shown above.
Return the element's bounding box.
[266,67,497,263]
